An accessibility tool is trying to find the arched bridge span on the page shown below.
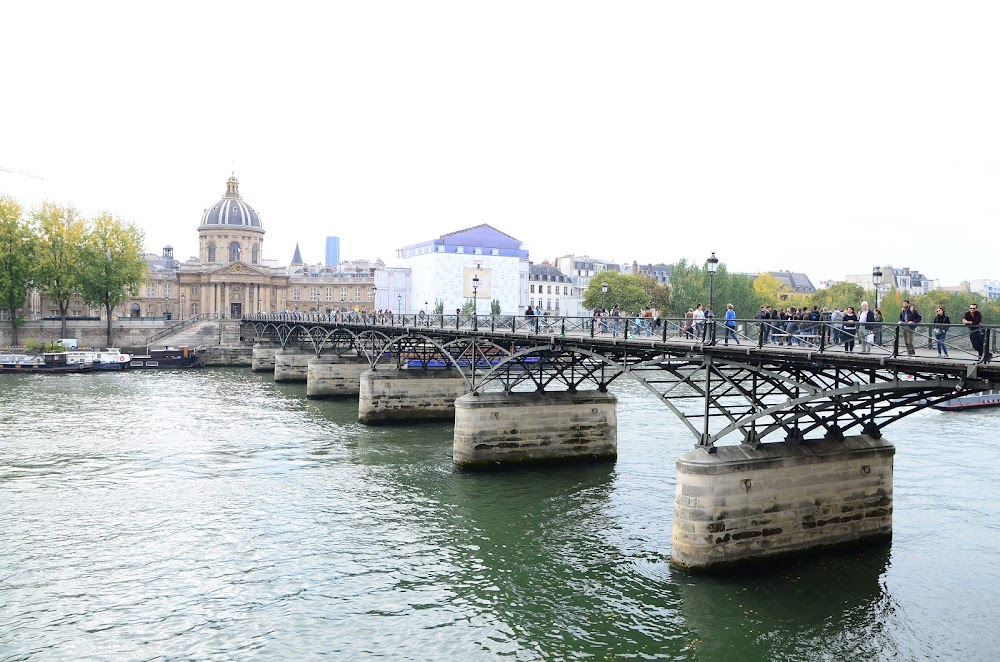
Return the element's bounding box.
[243,315,999,449]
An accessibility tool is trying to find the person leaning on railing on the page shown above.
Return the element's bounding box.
[963,303,984,358]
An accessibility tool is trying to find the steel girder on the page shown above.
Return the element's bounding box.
[624,356,991,448]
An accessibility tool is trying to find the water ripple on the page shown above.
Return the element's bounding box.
[1,371,999,659]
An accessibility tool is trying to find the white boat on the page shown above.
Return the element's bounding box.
[65,348,132,371]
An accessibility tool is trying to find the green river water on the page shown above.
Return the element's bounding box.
[1,369,998,660]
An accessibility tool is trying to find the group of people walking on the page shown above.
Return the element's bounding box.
[751,300,987,358]
[591,305,659,337]
[586,298,987,359]
[751,303,886,351]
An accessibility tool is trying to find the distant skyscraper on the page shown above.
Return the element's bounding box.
[325,236,340,268]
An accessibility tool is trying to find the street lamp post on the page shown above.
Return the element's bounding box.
[601,281,608,312]
[372,286,377,316]
[472,274,480,331]
[397,293,402,317]
[872,265,883,310]
[707,252,719,344]
[181,294,186,321]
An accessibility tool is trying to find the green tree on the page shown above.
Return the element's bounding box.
[879,286,904,316]
[664,258,702,316]
[913,289,999,325]
[78,212,147,346]
[809,281,866,312]
[490,299,501,315]
[582,271,648,315]
[666,258,761,320]
[711,265,760,320]
[638,274,671,314]
[33,202,85,338]
[0,196,35,347]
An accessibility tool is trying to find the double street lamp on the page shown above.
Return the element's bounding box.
[707,252,719,343]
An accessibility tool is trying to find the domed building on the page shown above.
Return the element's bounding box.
[120,174,380,321]
[197,174,265,266]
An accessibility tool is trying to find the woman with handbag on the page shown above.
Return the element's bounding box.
[932,307,951,357]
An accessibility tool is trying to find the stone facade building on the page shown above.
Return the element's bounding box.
[528,262,579,315]
[16,174,377,323]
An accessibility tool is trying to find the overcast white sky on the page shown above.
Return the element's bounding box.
[2,2,997,285]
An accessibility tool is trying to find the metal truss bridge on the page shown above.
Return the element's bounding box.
[242,313,999,450]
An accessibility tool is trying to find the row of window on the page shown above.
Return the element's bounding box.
[145,283,204,298]
[529,299,560,311]
[530,284,569,295]
[206,241,259,264]
[291,287,369,302]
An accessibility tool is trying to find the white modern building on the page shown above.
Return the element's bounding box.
[398,224,530,314]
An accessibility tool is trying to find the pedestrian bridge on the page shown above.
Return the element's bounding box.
[240,312,999,571]
[242,312,997,448]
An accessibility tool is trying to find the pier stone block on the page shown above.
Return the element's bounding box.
[273,348,312,383]
[453,390,618,469]
[252,344,278,373]
[670,436,894,572]
[307,355,370,399]
[358,369,468,424]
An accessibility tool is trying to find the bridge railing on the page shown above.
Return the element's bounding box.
[244,313,995,362]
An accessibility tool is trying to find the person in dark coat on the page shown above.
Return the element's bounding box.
[841,306,859,352]
[932,307,951,357]
[963,303,984,358]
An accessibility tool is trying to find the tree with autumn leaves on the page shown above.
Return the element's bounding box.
[77,212,147,346]
[0,196,146,347]
[0,196,35,346]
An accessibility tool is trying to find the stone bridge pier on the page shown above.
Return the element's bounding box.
[251,343,278,373]
[670,436,894,571]
[273,347,312,383]
[241,315,997,572]
[358,368,468,424]
[453,391,618,469]
[307,355,370,399]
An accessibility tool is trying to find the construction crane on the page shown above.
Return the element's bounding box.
[0,166,44,180]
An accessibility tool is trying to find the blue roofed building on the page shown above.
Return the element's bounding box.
[398,224,530,314]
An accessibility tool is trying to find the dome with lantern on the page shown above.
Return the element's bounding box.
[199,174,263,230]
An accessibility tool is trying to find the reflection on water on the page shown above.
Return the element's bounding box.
[0,370,998,660]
